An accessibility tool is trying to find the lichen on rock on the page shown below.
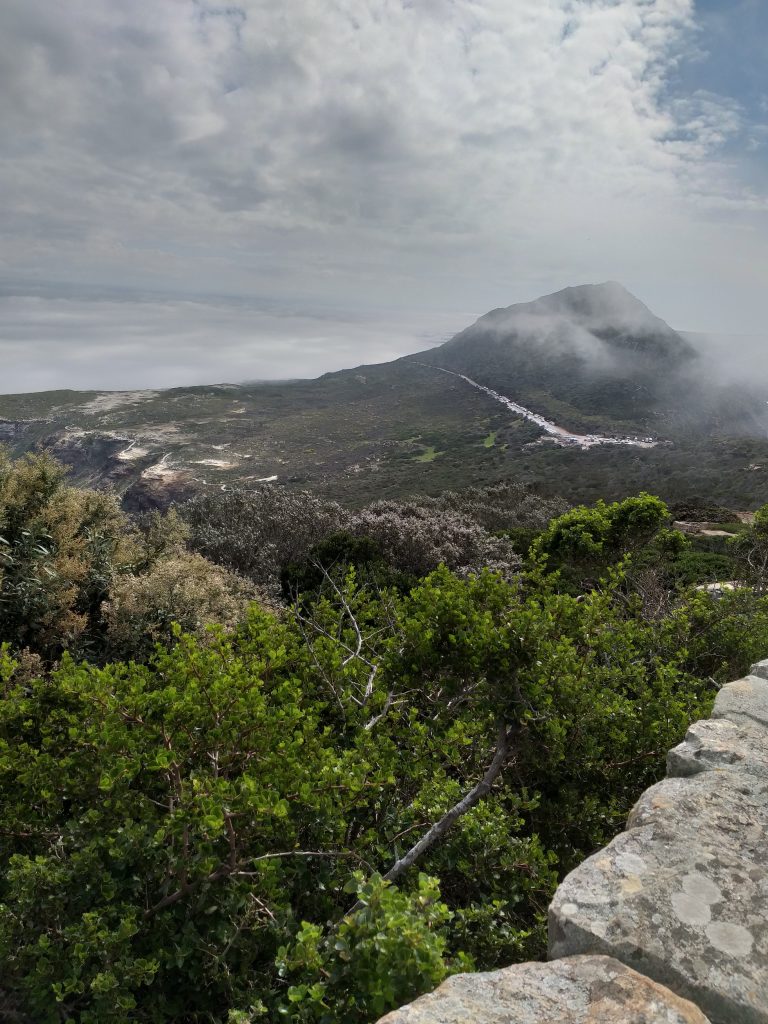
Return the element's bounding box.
[378,662,768,1024]
[377,955,711,1023]
[549,669,768,1024]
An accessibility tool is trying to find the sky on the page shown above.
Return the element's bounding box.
[0,0,766,393]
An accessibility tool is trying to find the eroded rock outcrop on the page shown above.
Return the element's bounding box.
[550,667,768,1024]
[378,955,711,1023]
[711,668,768,729]
[666,716,768,781]
[549,773,767,1022]
[377,662,768,1024]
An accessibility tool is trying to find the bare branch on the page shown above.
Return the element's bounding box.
[293,600,348,717]
[294,607,375,670]
[381,721,518,886]
[363,662,378,701]
[144,849,351,919]
[363,687,395,731]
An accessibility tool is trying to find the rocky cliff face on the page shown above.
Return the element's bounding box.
[0,418,46,441]
[378,661,768,1024]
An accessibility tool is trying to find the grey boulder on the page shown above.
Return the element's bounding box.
[549,772,768,1023]
[712,671,768,729]
[376,955,711,1023]
[667,716,768,783]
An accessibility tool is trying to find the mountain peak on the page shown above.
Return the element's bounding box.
[541,280,635,302]
[469,282,684,349]
[520,281,664,325]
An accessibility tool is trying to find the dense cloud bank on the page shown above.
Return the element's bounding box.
[0,292,464,393]
[0,0,766,389]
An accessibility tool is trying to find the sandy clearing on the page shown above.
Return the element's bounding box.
[116,440,150,462]
[80,391,160,415]
[141,454,179,480]
[193,459,238,469]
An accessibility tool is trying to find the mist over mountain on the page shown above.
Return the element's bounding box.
[412,282,767,439]
[1,282,767,511]
[683,331,768,387]
[469,281,692,358]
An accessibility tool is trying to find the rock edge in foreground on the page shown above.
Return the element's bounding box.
[377,660,768,1024]
[377,954,711,1023]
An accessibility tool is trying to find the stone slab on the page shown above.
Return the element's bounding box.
[377,955,710,1023]
[667,717,768,783]
[549,773,768,1024]
[712,674,768,729]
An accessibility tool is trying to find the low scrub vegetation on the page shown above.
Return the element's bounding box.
[1,450,767,1022]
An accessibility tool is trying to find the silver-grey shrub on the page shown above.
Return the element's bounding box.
[182,486,350,593]
[349,500,521,579]
[181,481,564,592]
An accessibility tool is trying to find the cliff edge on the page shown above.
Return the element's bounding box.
[378,662,768,1024]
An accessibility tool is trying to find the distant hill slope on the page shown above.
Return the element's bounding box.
[409,282,750,437]
[2,283,768,511]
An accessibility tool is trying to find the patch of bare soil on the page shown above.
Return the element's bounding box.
[80,391,160,414]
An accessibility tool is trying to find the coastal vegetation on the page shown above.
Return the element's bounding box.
[1,450,768,1022]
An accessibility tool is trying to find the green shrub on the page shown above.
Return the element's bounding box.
[0,451,255,665]
[0,551,726,1021]
[275,873,467,1023]
[1,484,764,1023]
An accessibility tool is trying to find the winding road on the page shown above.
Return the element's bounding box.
[428,365,658,451]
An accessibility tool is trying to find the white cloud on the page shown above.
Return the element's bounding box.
[0,0,766,389]
[0,292,468,393]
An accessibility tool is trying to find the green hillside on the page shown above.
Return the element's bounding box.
[2,284,768,511]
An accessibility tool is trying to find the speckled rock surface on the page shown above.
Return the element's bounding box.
[749,659,768,682]
[712,670,768,729]
[377,955,711,1023]
[549,771,768,1023]
[667,717,768,782]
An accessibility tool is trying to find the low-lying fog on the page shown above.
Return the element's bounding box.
[0,292,469,394]
[684,333,768,389]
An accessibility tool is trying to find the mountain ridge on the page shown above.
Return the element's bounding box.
[2,283,767,511]
[404,281,701,436]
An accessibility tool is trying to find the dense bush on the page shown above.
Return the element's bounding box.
[1,548,747,1021]
[410,481,568,535]
[3,456,768,1023]
[531,492,677,578]
[0,450,137,660]
[731,504,768,593]
[281,532,413,601]
[181,481,561,593]
[182,488,350,597]
[348,499,520,579]
[0,451,255,664]
[102,552,255,663]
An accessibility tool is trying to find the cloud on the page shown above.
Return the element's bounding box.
[0,0,766,389]
[0,292,467,393]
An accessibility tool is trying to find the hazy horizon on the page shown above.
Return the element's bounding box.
[2,280,765,396]
[1,1,767,392]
